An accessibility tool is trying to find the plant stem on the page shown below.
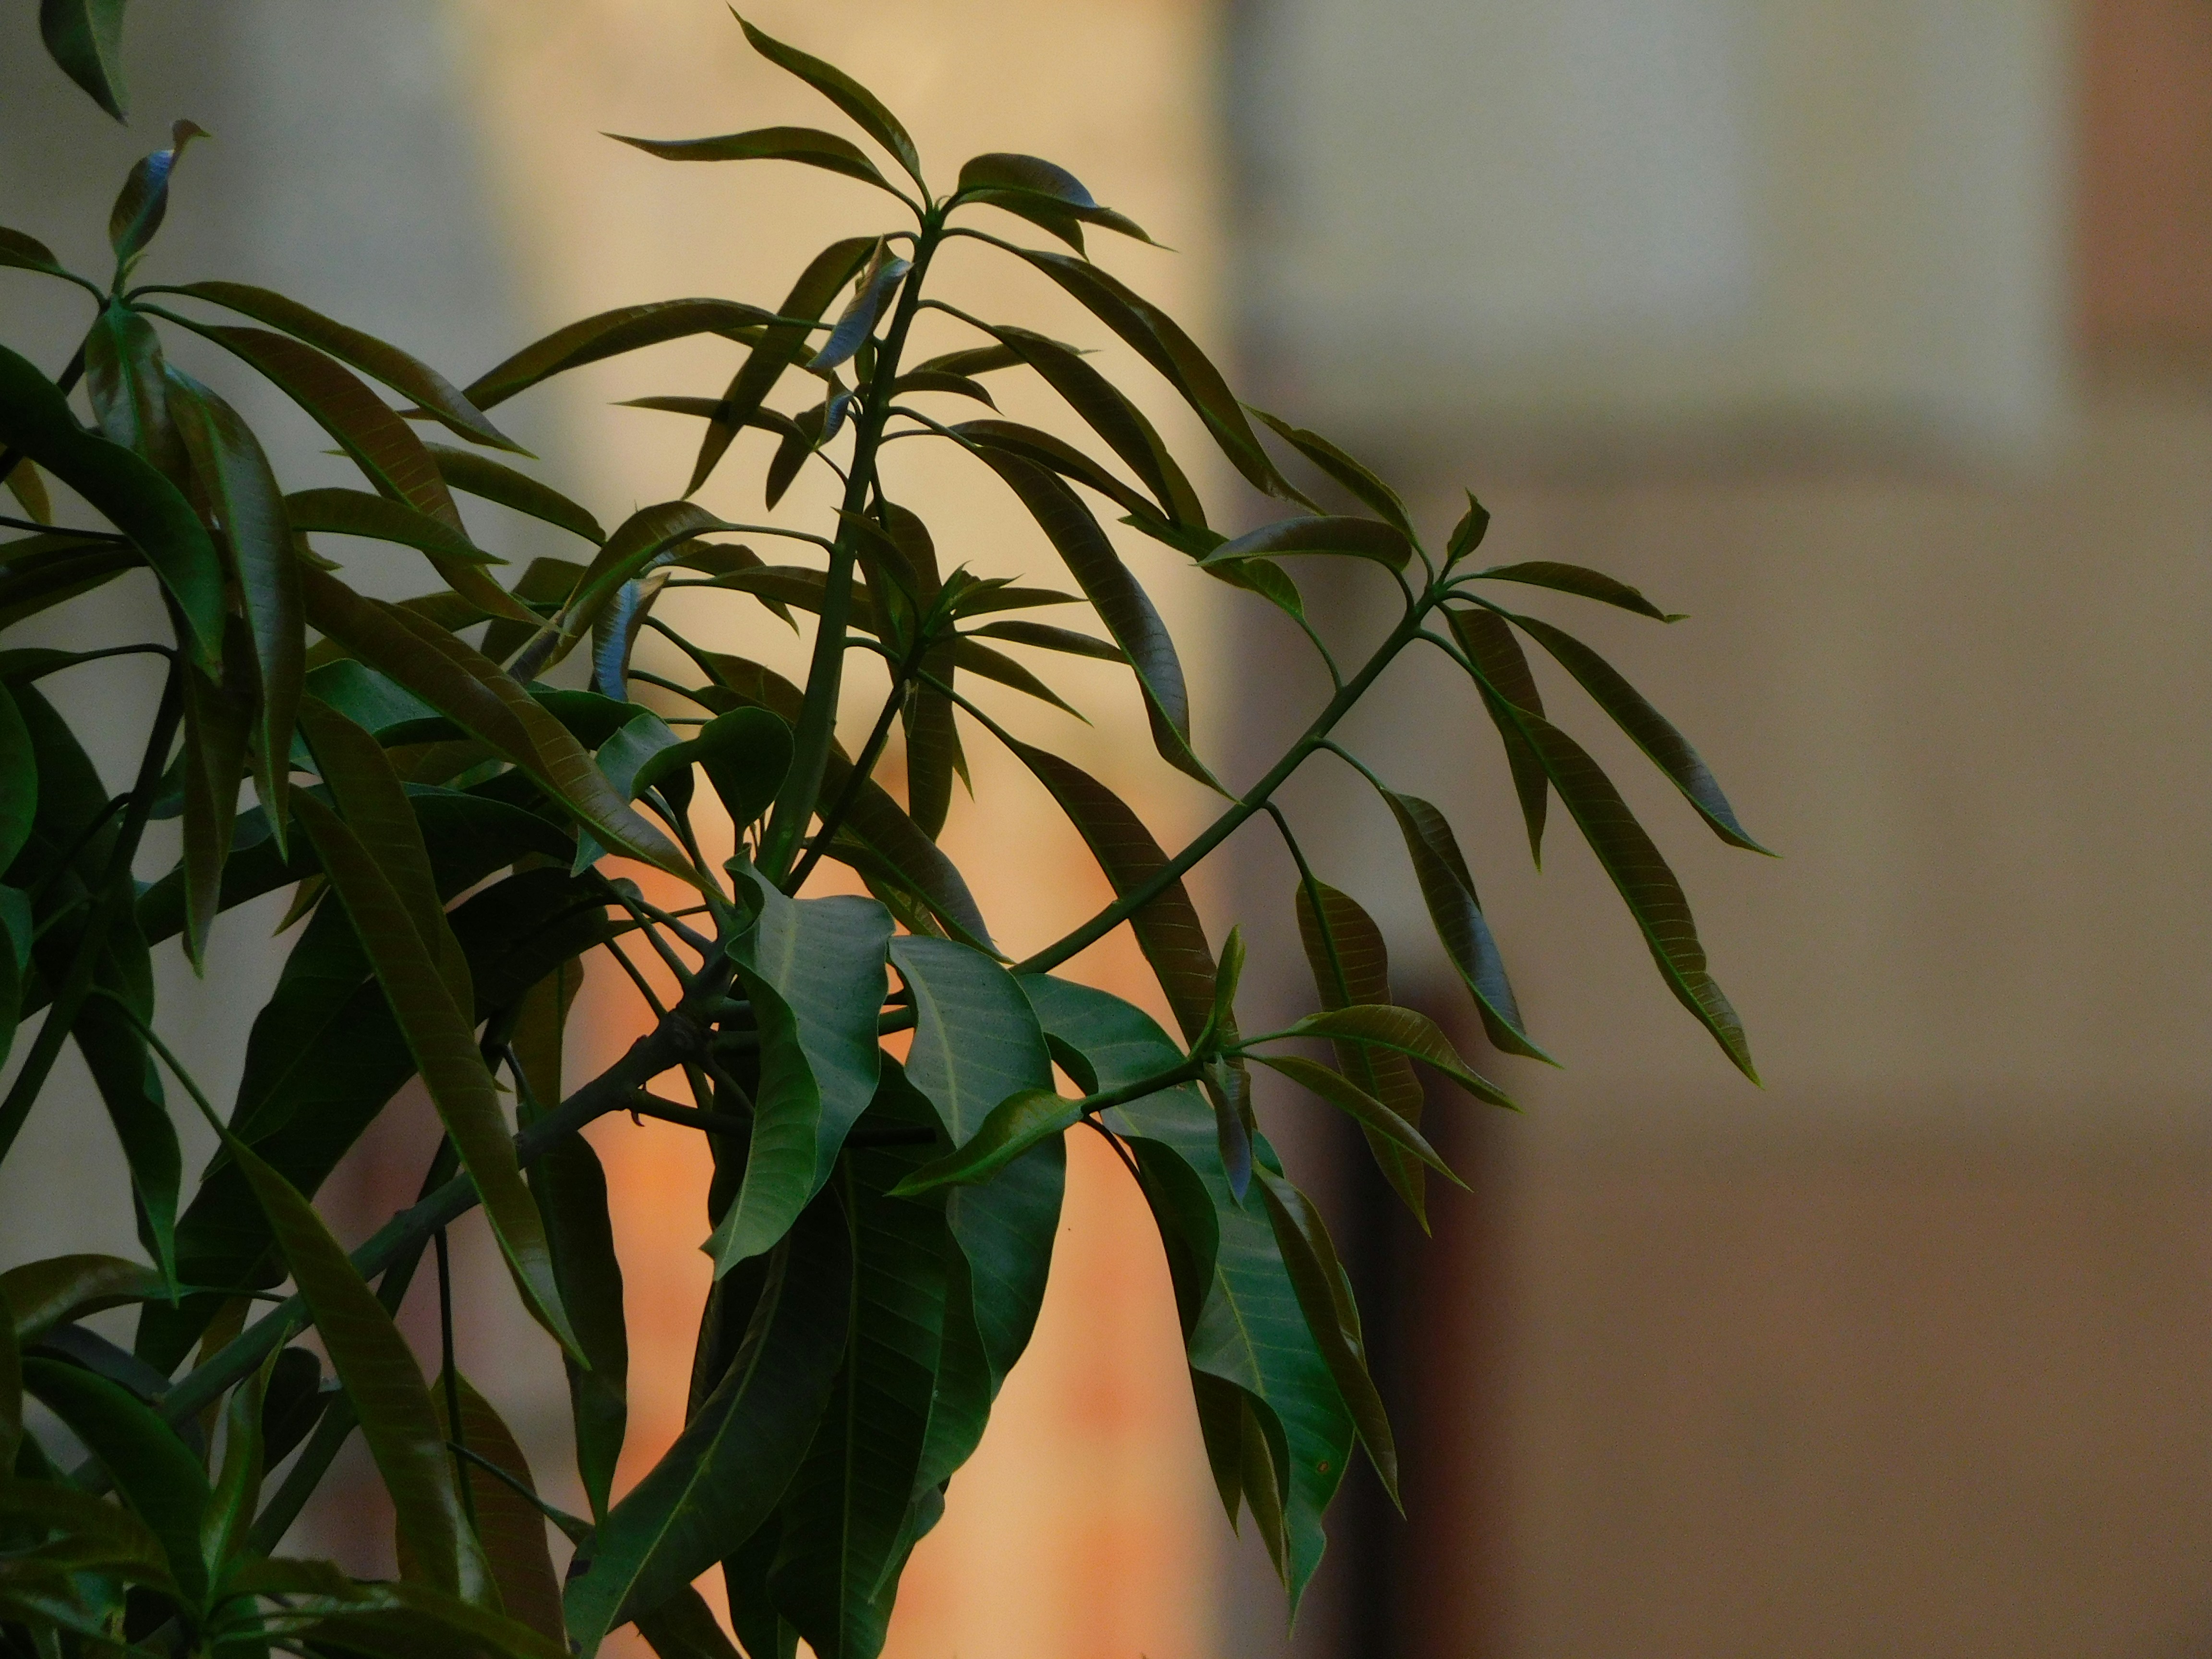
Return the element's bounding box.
[784,642,916,894]
[759,213,946,881]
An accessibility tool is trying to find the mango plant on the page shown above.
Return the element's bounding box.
[0,13,1766,1658]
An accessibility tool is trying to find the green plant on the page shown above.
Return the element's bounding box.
[0,12,1766,1658]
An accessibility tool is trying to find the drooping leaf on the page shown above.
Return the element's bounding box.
[425,444,603,544]
[1468,559,1682,621]
[1013,250,1310,505]
[1,1254,165,1345]
[887,938,1063,1389]
[707,873,891,1273]
[891,1087,1075,1193]
[1200,513,1411,574]
[217,1125,495,1604]
[0,685,33,874]
[767,1109,948,1659]
[955,152,1153,246]
[974,325,1199,521]
[1503,610,1770,852]
[1248,408,1411,537]
[955,417,1161,524]
[419,1372,565,1644]
[168,373,305,841]
[293,793,579,1361]
[1377,788,1551,1063]
[517,500,728,677]
[635,1586,747,1659]
[563,1195,850,1654]
[298,567,697,883]
[176,655,252,967]
[1246,1055,1459,1182]
[83,300,186,481]
[964,619,1122,661]
[969,450,1211,786]
[1495,703,1759,1080]
[19,1357,208,1602]
[1284,1004,1510,1108]
[158,281,522,452]
[1001,740,1217,1043]
[611,126,902,198]
[0,885,27,1075]
[677,238,877,494]
[1444,606,1549,864]
[285,486,499,566]
[37,0,131,120]
[949,637,1083,718]
[634,706,793,833]
[735,14,926,194]
[461,299,783,414]
[200,1338,277,1579]
[0,340,224,669]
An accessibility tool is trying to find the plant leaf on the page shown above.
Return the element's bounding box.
[955,152,1153,245]
[1013,251,1310,505]
[1503,610,1770,853]
[83,300,186,481]
[293,792,580,1360]
[635,1587,746,1659]
[0,685,34,875]
[707,875,891,1273]
[177,656,252,968]
[1247,408,1411,536]
[1291,879,1429,1217]
[200,1339,277,1578]
[37,0,130,120]
[974,324,1199,521]
[809,242,910,373]
[161,281,521,452]
[0,340,223,669]
[427,1372,565,1644]
[1246,1054,1460,1183]
[969,450,1211,786]
[1469,559,1682,621]
[19,1357,208,1601]
[674,239,875,494]
[1200,513,1411,573]
[167,374,305,843]
[563,1195,850,1654]
[1444,607,1548,864]
[735,13,926,194]
[524,500,729,676]
[461,299,783,413]
[964,619,1122,661]
[610,126,900,198]
[1,1254,164,1345]
[1285,1004,1511,1107]
[1495,703,1759,1080]
[298,567,697,883]
[286,487,500,565]
[0,224,68,275]
[425,444,604,544]
[891,1087,1075,1194]
[108,121,207,271]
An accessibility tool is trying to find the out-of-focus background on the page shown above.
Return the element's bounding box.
[3,1,2209,1655]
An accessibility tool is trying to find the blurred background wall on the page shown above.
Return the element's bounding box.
[3,3,2211,1658]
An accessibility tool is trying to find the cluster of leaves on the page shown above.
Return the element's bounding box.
[0,12,1765,1659]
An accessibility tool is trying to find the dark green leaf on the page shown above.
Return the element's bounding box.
[1248,408,1410,536]
[161,281,522,452]
[38,0,131,120]
[708,873,891,1273]
[564,1196,850,1654]
[64,912,183,1286]
[1246,1055,1459,1182]
[423,1372,566,1645]
[1291,878,1430,1214]
[735,14,926,193]
[1469,559,1681,621]
[200,1338,276,1578]
[0,225,67,275]
[1444,607,1548,864]
[461,299,783,413]
[1001,741,1217,1044]
[0,341,223,668]
[1447,492,1490,559]
[1,1254,164,1346]
[524,500,729,676]
[1376,788,1550,1062]
[20,1358,208,1599]
[83,301,185,479]
[1200,513,1411,573]
[108,121,207,270]
[167,374,304,842]
[1284,1003,1510,1107]
[1013,251,1310,505]
[964,619,1122,661]
[955,416,1162,524]
[0,885,26,1075]
[975,325,1199,521]
[949,637,1082,718]
[528,1113,627,1524]
[891,1087,1074,1193]
[1251,1169,1397,1507]
[177,657,252,968]
[425,444,603,544]
[1496,703,1758,1080]
[889,368,995,406]
[1503,610,1769,852]
[298,567,696,882]
[673,239,874,495]
[286,486,499,566]
[635,1586,746,1659]
[0,685,33,874]
[219,1125,494,1603]
[956,153,1153,245]
[635,706,792,832]
[293,792,581,1358]
[0,537,137,631]
[969,450,1211,786]
[610,126,900,197]
[0,1283,17,1474]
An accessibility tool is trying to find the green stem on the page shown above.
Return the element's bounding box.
[759,214,947,881]
[784,625,928,894]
